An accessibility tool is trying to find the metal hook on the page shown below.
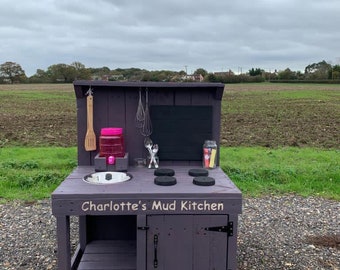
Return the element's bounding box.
[86,86,93,96]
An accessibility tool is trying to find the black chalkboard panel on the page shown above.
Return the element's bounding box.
[150,106,213,160]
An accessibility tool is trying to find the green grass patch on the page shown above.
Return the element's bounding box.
[220,147,340,200]
[0,146,339,201]
[0,147,77,200]
[223,88,339,113]
[274,90,340,100]
[229,89,339,100]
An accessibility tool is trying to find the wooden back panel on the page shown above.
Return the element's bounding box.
[73,81,225,166]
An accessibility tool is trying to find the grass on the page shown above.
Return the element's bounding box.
[0,147,77,200]
[220,147,340,200]
[0,83,339,201]
[0,146,338,201]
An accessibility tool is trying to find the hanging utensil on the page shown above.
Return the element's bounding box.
[141,88,152,137]
[84,87,96,151]
[149,144,159,168]
[144,137,153,155]
[135,87,145,129]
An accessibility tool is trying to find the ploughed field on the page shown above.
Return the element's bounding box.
[221,83,339,149]
[0,83,339,149]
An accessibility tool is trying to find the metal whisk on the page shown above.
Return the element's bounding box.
[141,88,152,137]
[135,87,145,129]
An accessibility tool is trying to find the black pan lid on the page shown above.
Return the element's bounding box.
[193,176,215,186]
[154,176,177,186]
[188,168,209,177]
[154,168,175,176]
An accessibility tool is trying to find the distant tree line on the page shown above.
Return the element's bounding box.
[1,60,340,84]
[207,60,340,84]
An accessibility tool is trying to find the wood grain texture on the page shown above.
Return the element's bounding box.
[84,95,96,151]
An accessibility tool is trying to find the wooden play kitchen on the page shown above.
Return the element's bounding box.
[51,81,242,270]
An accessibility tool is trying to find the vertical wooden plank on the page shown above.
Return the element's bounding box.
[212,86,223,165]
[191,89,214,167]
[87,87,112,163]
[137,215,147,270]
[77,97,91,166]
[192,215,228,270]
[93,87,108,130]
[192,215,210,270]
[148,88,174,166]
[191,89,222,166]
[149,91,172,166]
[212,100,222,166]
[125,88,145,165]
[107,87,126,127]
[147,215,193,270]
[56,215,71,270]
[191,88,212,105]
[207,215,228,270]
[173,89,192,166]
[78,85,106,166]
[146,215,163,270]
[174,88,191,106]
[150,88,174,106]
[162,215,193,270]
[79,216,87,251]
[227,214,238,270]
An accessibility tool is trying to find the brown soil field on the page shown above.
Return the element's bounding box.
[0,83,339,148]
[221,83,340,148]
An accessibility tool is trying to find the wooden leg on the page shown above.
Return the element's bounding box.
[227,214,239,270]
[56,215,71,270]
[137,215,147,270]
[79,216,87,251]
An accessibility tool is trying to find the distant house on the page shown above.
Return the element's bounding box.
[183,74,204,82]
[110,74,125,81]
[91,75,108,81]
[100,75,110,81]
[91,74,125,81]
[214,70,234,76]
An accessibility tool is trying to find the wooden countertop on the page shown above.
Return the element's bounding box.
[51,166,242,215]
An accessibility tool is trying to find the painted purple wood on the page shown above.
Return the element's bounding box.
[145,215,233,270]
[226,214,239,269]
[52,81,241,270]
[52,166,241,216]
[52,165,241,269]
[55,216,71,270]
[136,215,147,270]
[73,81,224,99]
[78,240,136,270]
[85,215,136,241]
[146,215,193,269]
[72,81,225,166]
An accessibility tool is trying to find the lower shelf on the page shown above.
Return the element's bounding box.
[77,240,136,270]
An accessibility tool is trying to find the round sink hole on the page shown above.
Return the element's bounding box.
[83,172,132,185]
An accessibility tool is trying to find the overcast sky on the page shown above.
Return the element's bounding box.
[1,0,340,76]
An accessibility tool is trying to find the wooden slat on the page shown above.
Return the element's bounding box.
[52,166,242,199]
[77,240,136,270]
[84,240,136,254]
[78,262,135,270]
[81,253,135,261]
[73,81,225,166]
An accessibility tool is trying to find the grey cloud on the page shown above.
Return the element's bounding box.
[1,0,339,75]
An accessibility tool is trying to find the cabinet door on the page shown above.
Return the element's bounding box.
[146,215,228,270]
